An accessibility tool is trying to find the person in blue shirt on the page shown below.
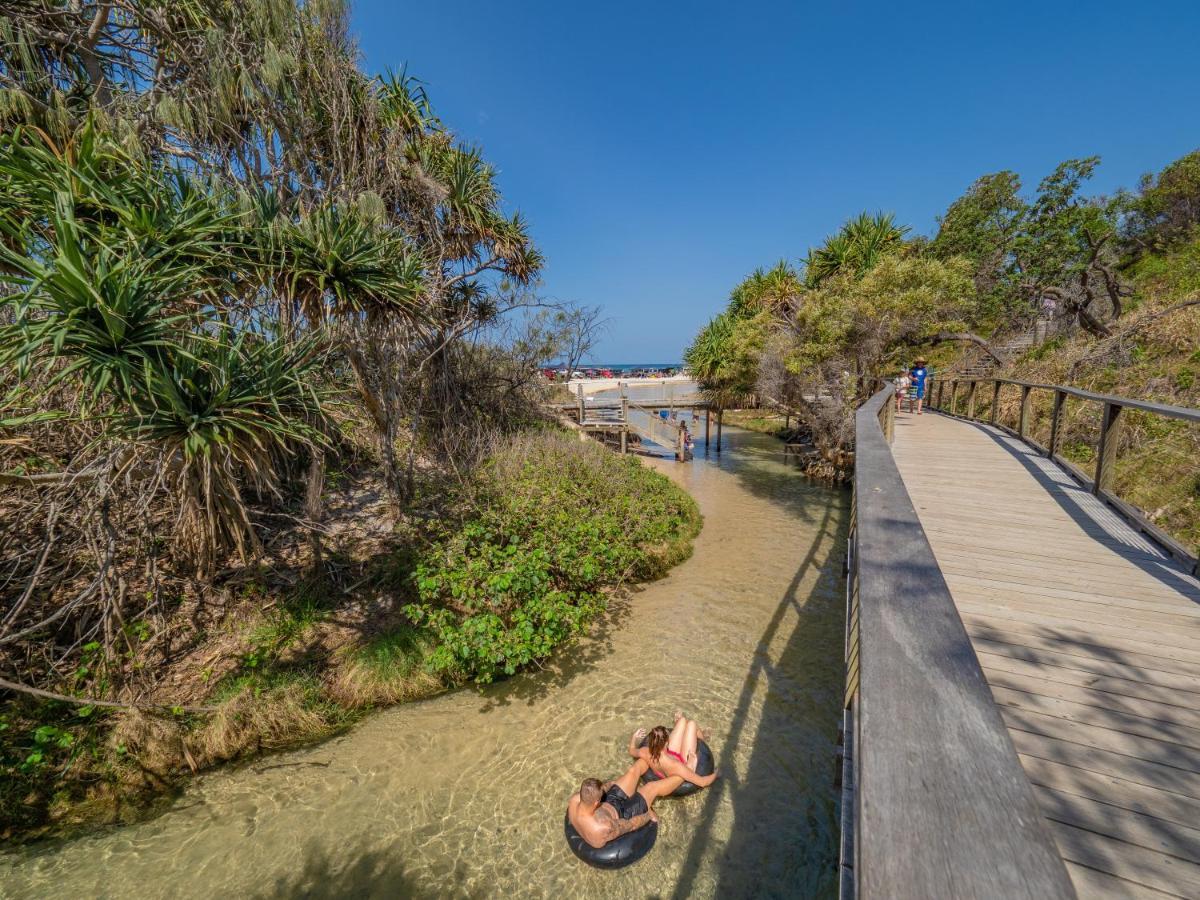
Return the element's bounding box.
[909,357,929,415]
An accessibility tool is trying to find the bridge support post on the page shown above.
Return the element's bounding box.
[1018,385,1032,439]
[576,384,584,426]
[716,408,723,454]
[620,385,628,455]
[1094,401,1123,495]
[1048,389,1066,459]
[990,380,1001,426]
[704,408,711,452]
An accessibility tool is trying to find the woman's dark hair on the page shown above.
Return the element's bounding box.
[647,725,670,761]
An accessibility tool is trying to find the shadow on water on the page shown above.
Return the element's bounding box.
[700,426,848,527]
[252,840,419,900]
[672,498,846,900]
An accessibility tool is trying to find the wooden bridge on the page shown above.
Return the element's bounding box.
[550,387,723,457]
[841,379,1200,899]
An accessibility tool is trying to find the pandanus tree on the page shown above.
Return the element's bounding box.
[804,211,909,288]
[0,125,333,582]
[728,261,805,317]
[684,311,764,412]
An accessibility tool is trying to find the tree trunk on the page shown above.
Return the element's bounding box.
[305,449,324,568]
[924,331,1010,365]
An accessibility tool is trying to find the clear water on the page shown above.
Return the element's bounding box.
[1,427,848,899]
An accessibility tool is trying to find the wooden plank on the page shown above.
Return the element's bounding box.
[1048,820,1200,897]
[958,592,1200,635]
[1009,720,1200,799]
[971,635,1200,690]
[1065,862,1180,899]
[1021,754,1200,832]
[950,577,1200,615]
[959,609,1200,663]
[929,536,1180,576]
[991,686,1200,752]
[938,562,1200,606]
[916,520,1171,564]
[986,669,1200,731]
[965,620,1200,678]
[952,580,1200,620]
[1037,784,1200,864]
[1002,706,1200,777]
[981,653,1200,710]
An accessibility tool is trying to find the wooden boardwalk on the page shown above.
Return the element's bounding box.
[892,411,1200,900]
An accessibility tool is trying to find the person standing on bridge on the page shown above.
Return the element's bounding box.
[894,370,911,413]
[909,357,929,415]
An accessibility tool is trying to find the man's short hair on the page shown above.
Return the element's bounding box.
[580,778,604,805]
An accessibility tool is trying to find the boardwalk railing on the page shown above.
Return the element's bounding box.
[840,384,1073,899]
[929,376,1200,574]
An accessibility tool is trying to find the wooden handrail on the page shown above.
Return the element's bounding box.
[935,376,1200,424]
[926,375,1199,573]
[841,384,1073,899]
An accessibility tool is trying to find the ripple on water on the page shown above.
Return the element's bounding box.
[1,428,848,900]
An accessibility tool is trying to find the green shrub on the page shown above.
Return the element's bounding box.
[404,432,700,682]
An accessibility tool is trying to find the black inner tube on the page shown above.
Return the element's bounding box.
[564,800,657,869]
[640,736,715,798]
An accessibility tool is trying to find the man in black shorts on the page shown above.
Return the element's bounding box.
[567,759,682,849]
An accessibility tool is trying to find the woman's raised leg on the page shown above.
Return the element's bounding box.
[681,719,699,766]
[666,712,688,753]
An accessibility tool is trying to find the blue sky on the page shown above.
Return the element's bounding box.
[352,1,1200,362]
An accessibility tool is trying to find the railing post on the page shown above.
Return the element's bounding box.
[935,380,945,410]
[620,384,629,455]
[884,392,895,443]
[576,384,585,425]
[1094,401,1123,495]
[966,381,977,420]
[1047,389,1066,459]
[990,380,1001,426]
[1018,385,1032,439]
[949,381,959,416]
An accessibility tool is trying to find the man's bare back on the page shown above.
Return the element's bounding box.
[568,760,662,850]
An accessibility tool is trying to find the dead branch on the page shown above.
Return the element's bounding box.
[0,676,216,713]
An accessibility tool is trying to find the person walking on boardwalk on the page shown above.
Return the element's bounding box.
[894,369,911,413]
[909,357,929,415]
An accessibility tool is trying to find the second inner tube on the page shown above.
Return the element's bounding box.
[640,735,715,797]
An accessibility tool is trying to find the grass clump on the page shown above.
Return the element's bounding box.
[329,628,442,708]
[404,431,701,683]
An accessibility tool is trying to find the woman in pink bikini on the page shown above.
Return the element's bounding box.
[628,712,719,791]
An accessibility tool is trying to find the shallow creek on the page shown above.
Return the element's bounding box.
[2,426,848,899]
